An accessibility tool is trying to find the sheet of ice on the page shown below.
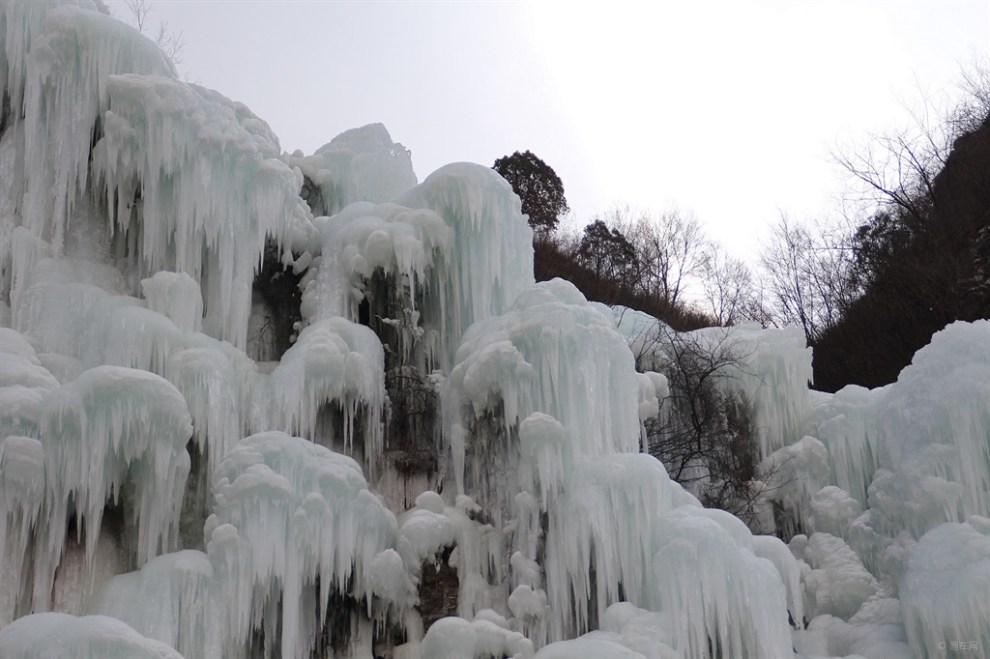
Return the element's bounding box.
[252,318,386,463]
[32,366,192,609]
[0,612,185,658]
[899,519,990,658]
[206,431,406,659]
[92,73,302,349]
[649,507,793,659]
[88,550,216,659]
[141,271,202,333]
[10,5,174,256]
[398,162,534,367]
[286,123,417,216]
[445,280,641,503]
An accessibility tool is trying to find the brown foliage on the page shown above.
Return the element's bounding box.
[533,234,714,331]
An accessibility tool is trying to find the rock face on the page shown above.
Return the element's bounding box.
[813,114,990,391]
[937,116,990,319]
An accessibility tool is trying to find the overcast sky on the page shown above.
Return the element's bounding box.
[136,0,988,260]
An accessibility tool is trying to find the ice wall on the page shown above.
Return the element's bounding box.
[286,123,418,217]
[2,3,987,658]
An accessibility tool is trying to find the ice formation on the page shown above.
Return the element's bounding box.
[2,3,988,658]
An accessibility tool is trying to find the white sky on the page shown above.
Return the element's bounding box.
[138,0,988,260]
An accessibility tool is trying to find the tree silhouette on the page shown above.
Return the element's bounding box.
[493,150,569,233]
[577,219,638,288]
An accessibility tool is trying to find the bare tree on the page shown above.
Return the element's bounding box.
[632,324,771,524]
[601,205,710,308]
[700,246,756,326]
[633,208,710,308]
[758,215,857,343]
[834,62,989,226]
[118,0,185,68]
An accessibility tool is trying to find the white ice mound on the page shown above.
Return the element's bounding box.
[420,615,534,659]
[803,320,989,546]
[649,508,793,659]
[899,518,990,658]
[10,4,174,253]
[253,318,386,462]
[288,123,418,216]
[299,200,452,365]
[32,366,192,602]
[794,532,878,621]
[542,454,700,639]
[206,431,406,659]
[89,550,214,659]
[446,279,641,498]
[141,271,203,334]
[869,320,990,537]
[398,162,535,366]
[804,383,883,506]
[92,73,302,349]
[0,612,185,658]
[0,327,59,436]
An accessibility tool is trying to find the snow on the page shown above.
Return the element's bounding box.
[419,616,534,659]
[0,612,185,659]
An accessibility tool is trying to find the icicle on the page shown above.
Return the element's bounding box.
[33,366,192,610]
[253,319,386,464]
[15,5,173,253]
[207,431,405,659]
[88,550,216,659]
[398,163,534,368]
[0,435,45,625]
[285,123,418,216]
[445,280,641,504]
[92,74,302,349]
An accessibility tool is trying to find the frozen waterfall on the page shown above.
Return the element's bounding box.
[1,3,988,658]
